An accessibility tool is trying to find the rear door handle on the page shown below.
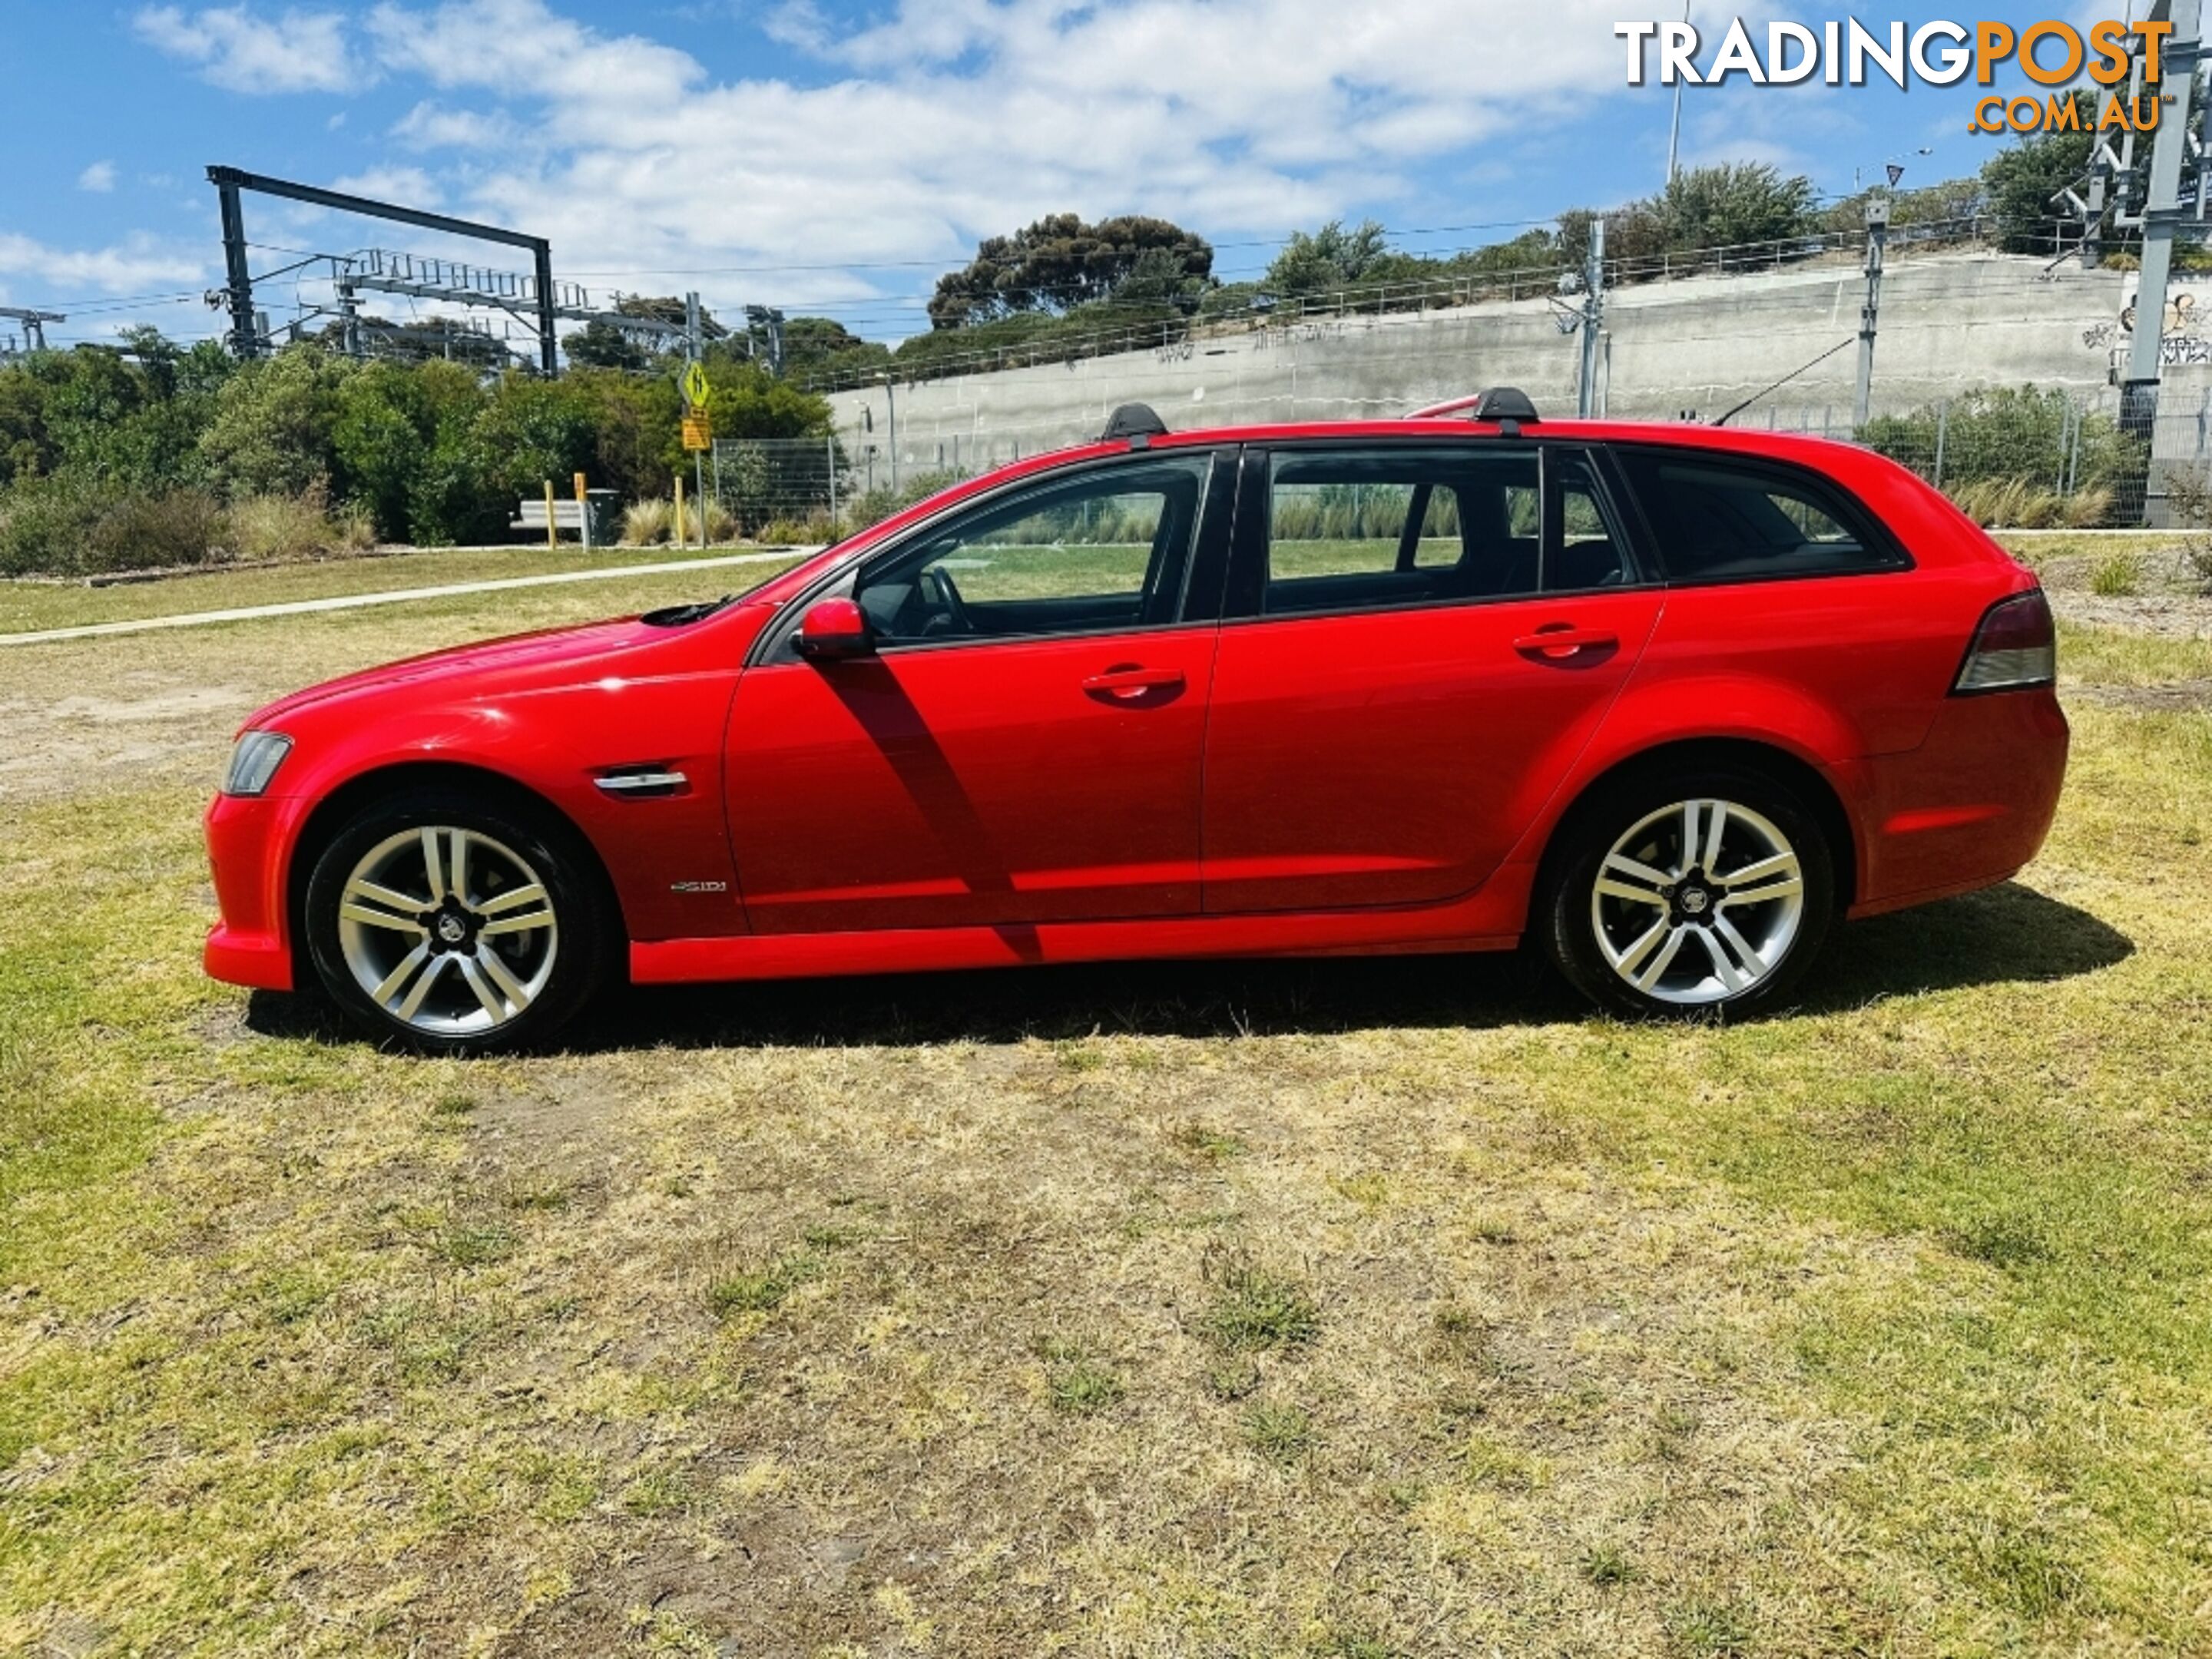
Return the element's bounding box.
[1514,625,1618,660]
[1082,664,1186,700]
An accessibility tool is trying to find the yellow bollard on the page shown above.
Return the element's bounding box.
[543,480,557,550]
[674,474,686,550]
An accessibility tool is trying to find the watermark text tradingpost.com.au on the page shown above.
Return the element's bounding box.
[1617,18,2177,133]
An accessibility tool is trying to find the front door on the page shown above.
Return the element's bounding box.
[727,451,1228,935]
[1200,442,1664,913]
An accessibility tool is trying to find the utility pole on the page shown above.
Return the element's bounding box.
[1853,198,1889,429]
[2124,0,2200,443]
[685,291,707,548]
[877,370,899,492]
[0,307,65,352]
[334,280,363,357]
[1666,0,1690,187]
[214,172,259,359]
[1578,219,1606,419]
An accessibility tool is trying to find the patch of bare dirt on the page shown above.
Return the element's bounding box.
[0,674,259,802]
[2070,677,2212,711]
[2048,588,2212,639]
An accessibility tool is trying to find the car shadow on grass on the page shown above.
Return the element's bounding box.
[1800,879,2134,1013]
[241,881,2131,1053]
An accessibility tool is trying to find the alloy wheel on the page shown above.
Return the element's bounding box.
[335,825,560,1038]
[1588,798,1806,1007]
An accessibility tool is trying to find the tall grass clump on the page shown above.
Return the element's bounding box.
[226,486,375,561]
[2090,551,2142,597]
[622,498,674,546]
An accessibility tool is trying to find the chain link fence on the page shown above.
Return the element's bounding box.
[1757,389,2146,528]
[704,431,1074,541]
[697,388,2187,545]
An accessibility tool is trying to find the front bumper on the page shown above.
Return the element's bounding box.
[204,791,296,991]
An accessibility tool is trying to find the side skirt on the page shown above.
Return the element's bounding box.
[629,870,1535,985]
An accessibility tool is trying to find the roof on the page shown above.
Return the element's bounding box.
[1133,416,1879,466]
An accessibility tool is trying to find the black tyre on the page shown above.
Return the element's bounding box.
[303,789,611,1055]
[1539,765,1837,1019]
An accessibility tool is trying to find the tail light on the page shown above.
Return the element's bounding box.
[1953,590,2055,694]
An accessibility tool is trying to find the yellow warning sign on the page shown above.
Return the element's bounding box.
[681,412,713,452]
[680,361,712,410]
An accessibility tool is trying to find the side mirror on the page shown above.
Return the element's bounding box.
[794,597,874,661]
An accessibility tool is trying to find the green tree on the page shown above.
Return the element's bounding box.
[562,320,651,371]
[781,316,892,382]
[1266,220,1394,296]
[474,375,600,501]
[198,346,355,498]
[331,359,485,542]
[928,214,1214,328]
[1982,93,2094,254]
[1656,162,1818,252]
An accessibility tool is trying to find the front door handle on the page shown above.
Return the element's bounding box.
[1514,624,1618,661]
[1082,664,1186,701]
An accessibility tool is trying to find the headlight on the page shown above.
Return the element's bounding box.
[223,730,293,797]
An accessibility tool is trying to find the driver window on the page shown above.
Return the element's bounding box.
[853,456,1212,645]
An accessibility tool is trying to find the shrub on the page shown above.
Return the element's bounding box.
[756,517,813,545]
[622,498,673,545]
[0,483,102,576]
[2157,461,2212,593]
[227,488,350,562]
[1860,387,2144,528]
[0,480,226,576]
[88,488,227,572]
[334,502,378,552]
[702,497,737,544]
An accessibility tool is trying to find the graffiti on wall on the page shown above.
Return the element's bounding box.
[2089,286,2212,364]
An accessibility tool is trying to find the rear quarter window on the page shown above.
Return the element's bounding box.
[1614,447,1909,584]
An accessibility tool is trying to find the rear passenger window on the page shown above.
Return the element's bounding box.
[1616,450,1906,583]
[1263,449,1543,617]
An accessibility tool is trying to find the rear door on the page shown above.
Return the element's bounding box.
[1606,445,1944,757]
[1200,440,1664,913]
[725,451,1230,934]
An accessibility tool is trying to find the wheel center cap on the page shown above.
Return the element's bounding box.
[434,910,471,947]
[1680,886,1710,916]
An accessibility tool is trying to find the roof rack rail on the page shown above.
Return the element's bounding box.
[1406,388,1542,424]
[1100,402,1169,443]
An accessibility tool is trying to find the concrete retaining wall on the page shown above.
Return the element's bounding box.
[829,252,2142,467]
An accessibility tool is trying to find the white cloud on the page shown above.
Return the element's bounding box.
[390,101,517,151]
[330,0,1674,332]
[329,166,443,206]
[101,0,1824,344]
[133,5,366,94]
[0,234,204,295]
[78,161,118,194]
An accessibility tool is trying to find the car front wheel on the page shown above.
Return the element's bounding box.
[303,791,610,1055]
[1541,768,1836,1019]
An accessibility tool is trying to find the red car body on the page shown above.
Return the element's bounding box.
[204,412,2068,1012]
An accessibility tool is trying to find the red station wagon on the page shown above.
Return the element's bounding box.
[204,391,2069,1054]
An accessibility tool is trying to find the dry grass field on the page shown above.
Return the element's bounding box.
[3,535,2211,1656]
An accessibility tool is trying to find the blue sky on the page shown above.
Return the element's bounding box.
[0,2,2126,349]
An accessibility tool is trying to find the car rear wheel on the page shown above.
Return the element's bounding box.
[303,790,609,1055]
[1541,767,1836,1019]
